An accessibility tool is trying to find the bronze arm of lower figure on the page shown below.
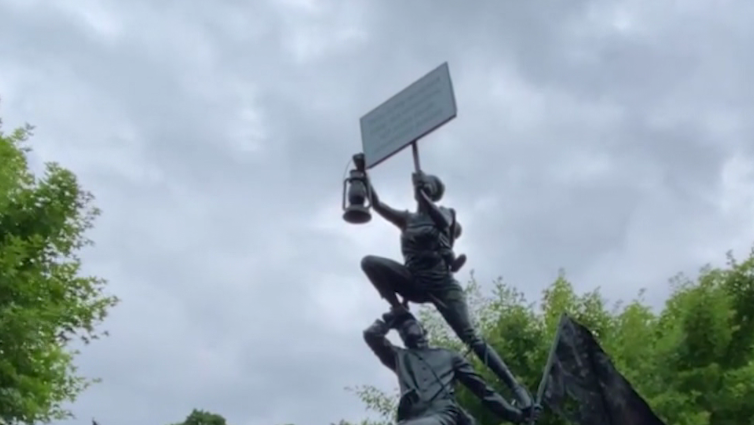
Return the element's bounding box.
[363,318,398,370]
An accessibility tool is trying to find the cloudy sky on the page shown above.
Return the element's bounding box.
[2,0,754,424]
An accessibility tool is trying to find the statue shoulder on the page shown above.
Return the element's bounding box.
[434,348,463,364]
[438,205,456,215]
[438,206,456,222]
[429,347,456,357]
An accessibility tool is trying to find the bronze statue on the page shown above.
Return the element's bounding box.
[360,171,534,413]
[363,307,534,424]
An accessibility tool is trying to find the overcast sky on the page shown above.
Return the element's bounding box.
[1,0,754,424]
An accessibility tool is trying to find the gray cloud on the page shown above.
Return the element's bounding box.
[1,0,753,424]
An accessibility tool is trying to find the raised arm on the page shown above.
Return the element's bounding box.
[452,354,524,423]
[363,319,398,370]
[368,179,408,229]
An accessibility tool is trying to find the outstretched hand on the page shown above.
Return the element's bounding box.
[521,403,542,424]
[411,171,427,189]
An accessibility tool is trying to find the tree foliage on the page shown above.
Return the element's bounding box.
[170,409,228,425]
[347,250,754,425]
[0,113,118,423]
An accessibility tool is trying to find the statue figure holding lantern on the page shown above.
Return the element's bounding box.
[344,154,533,413]
[342,63,536,419]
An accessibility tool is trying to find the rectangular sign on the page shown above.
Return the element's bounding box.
[359,62,457,169]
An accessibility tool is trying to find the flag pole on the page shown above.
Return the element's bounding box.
[532,314,568,423]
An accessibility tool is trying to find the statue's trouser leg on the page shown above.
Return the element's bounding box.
[361,255,427,307]
[432,281,533,409]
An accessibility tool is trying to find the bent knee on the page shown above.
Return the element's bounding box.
[360,255,380,273]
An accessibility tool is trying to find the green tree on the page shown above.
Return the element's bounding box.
[170,409,227,425]
[348,250,754,425]
[0,112,119,423]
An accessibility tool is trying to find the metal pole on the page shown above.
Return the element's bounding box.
[411,141,421,172]
[530,313,567,424]
[536,314,566,402]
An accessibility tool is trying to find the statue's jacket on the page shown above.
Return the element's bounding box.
[363,320,522,423]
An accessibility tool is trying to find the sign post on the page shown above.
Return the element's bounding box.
[342,62,457,224]
[411,142,421,172]
[359,62,457,171]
